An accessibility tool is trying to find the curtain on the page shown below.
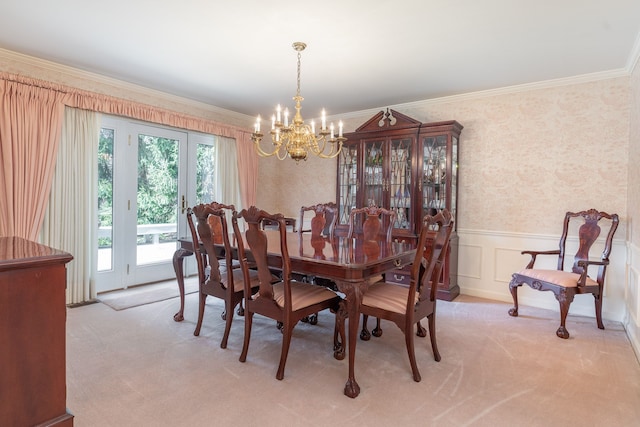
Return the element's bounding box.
[41,107,99,304]
[235,132,258,209]
[216,136,242,209]
[1,72,248,138]
[0,79,66,239]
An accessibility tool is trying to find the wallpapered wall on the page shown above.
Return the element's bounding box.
[630,60,640,250]
[258,78,630,238]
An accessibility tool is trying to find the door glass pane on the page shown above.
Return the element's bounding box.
[196,143,216,204]
[422,135,448,215]
[98,128,114,271]
[390,138,412,229]
[364,140,385,208]
[337,144,358,225]
[137,133,179,266]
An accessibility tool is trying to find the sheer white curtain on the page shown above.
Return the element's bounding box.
[41,107,99,304]
[216,136,242,209]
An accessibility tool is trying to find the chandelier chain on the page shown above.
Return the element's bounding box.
[296,50,301,98]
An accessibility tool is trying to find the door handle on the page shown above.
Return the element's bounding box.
[181,195,187,214]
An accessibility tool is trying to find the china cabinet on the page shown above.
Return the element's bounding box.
[336,109,462,300]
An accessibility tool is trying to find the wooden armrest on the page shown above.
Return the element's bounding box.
[575,260,609,286]
[576,259,609,267]
[521,249,560,256]
[521,249,560,269]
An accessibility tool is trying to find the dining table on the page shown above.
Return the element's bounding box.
[171,230,416,398]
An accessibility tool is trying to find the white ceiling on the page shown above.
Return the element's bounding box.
[2,1,640,118]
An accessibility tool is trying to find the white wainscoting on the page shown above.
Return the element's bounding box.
[624,242,640,360]
[456,229,628,324]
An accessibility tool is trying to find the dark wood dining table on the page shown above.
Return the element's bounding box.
[171,231,416,398]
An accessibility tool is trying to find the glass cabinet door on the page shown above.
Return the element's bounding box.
[450,135,458,223]
[422,135,448,217]
[337,143,359,226]
[363,140,385,208]
[390,137,412,230]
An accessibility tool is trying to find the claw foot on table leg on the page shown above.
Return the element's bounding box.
[333,343,345,360]
[344,379,361,398]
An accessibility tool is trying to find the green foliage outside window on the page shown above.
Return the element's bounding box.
[137,135,178,225]
[98,129,114,248]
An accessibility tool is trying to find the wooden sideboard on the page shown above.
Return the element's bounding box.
[0,237,74,426]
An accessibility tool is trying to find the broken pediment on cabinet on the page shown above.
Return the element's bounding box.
[354,108,422,133]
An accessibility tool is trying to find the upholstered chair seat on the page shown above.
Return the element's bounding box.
[515,269,599,288]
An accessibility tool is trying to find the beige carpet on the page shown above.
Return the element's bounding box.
[97,278,198,311]
[67,287,640,426]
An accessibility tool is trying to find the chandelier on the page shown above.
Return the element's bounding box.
[251,42,346,162]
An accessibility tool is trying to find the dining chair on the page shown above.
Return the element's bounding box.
[508,209,619,338]
[232,206,345,380]
[297,202,340,324]
[348,205,397,338]
[186,202,260,349]
[358,209,454,382]
[299,202,338,239]
[347,205,396,241]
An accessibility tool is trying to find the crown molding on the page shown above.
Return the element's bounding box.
[627,30,640,75]
[0,47,254,124]
[340,68,631,121]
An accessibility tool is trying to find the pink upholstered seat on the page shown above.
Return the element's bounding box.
[516,269,598,288]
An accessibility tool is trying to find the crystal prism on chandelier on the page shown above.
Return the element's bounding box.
[251,42,346,162]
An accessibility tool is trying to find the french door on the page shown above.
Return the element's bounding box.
[97,117,216,293]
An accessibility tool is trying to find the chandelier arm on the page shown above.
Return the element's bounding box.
[315,142,343,159]
[309,135,339,158]
[276,145,289,160]
[252,136,285,158]
[308,135,325,155]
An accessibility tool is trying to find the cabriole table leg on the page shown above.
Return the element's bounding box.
[172,247,193,321]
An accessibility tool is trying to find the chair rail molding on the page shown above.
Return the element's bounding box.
[625,241,640,361]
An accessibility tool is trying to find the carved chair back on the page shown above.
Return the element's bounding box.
[232,206,290,303]
[187,202,235,286]
[299,202,338,239]
[414,209,454,305]
[554,209,619,276]
[347,206,396,241]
